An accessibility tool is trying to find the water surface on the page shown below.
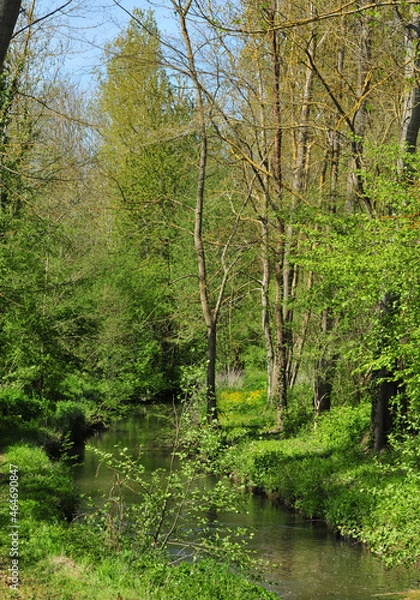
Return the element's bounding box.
[73,408,419,599]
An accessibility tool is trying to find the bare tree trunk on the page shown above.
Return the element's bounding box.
[371,293,400,452]
[252,46,277,405]
[176,0,217,422]
[346,0,373,215]
[268,0,287,428]
[313,36,344,414]
[260,215,276,402]
[313,308,337,414]
[0,0,21,71]
[285,21,316,388]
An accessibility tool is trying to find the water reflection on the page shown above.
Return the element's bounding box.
[73,408,418,600]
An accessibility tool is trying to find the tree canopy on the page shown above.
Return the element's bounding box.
[1,1,420,450]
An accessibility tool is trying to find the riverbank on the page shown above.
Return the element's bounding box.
[1,392,420,599]
[218,396,420,571]
[0,440,277,600]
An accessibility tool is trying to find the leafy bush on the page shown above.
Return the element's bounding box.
[314,402,371,450]
[0,387,45,420]
[363,474,420,567]
[282,384,313,436]
[53,400,88,442]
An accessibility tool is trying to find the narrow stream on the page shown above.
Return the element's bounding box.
[73,408,419,599]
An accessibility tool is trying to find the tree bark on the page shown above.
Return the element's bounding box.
[260,215,276,402]
[371,368,398,453]
[400,12,420,176]
[0,0,21,71]
[268,0,287,428]
[176,0,220,423]
[312,37,344,414]
[346,0,373,215]
[313,309,336,415]
[285,23,316,388]
[371,292,401,452]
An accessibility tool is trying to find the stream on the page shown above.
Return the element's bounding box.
[73,407,419,599]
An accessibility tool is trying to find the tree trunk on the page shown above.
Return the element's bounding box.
[176,1,227,423]
[371,292,400,452]
[313,309,336,415]
[285,22,316,388]
[253,44,277,406]
[268,0,287,428]
[312,37,343,414]
[206,322,217,421]
[371,367,398,453]
[346,1,373,215]
[274,253,287,429]
[0,0,21,71]
[260,216,276,403]
[400,12,420,176]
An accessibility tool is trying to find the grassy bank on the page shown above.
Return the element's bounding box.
[218,388,420,570]
[0,442,277,599]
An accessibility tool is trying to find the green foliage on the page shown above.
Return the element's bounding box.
[282,384,313,436]
[314,403,371,450]
[52,401,88,442]
[296,141,420,441]
[0,386,45,420]
[0,443,274,600]
[0,445,79,526]
[224,402,420,567]
[85,433,255,571]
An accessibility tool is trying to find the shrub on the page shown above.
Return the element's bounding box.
[53,400,88,442]
[0,387,45,420]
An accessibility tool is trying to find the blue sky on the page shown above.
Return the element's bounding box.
[37,0,179,89]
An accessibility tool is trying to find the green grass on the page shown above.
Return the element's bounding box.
[1,552,278,599]
[222,402,420,568]
[217,387,277,440]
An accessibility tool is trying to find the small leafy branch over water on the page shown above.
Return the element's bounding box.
[84,378,263,573]
[0,436,276,599]
[86,443,255,569]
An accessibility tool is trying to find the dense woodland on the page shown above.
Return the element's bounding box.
[1,0,420,449]
[1,1,420,597]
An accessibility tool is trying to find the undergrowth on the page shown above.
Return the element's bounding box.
[222,402,420,568]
